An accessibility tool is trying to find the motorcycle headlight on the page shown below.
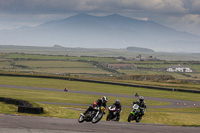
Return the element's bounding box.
[94,107,99,110]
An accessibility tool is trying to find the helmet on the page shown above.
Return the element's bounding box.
[116,99,120,103]
[139,96,144,102]
[115,99,120,105]
[102,96,108,103]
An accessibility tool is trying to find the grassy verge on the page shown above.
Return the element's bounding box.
[0,102,17,114]
[2,102,199,126]
[0,76,199,101]
[0,75,200,126]
[0,87,170,107]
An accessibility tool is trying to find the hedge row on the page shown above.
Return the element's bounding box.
[0,97,43,114]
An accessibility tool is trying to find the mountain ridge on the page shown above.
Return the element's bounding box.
[0,13,199,53]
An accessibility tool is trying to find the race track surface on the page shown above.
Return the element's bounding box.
[0,114,199,133]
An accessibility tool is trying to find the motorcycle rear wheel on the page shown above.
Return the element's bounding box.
[136,116,142,123]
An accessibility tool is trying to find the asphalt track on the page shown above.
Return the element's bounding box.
[1,84,200,133]
[0,114,200,133]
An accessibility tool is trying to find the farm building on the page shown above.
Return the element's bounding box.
[166,65,193,72]
[116,56,126,61]
[134,55,160,61]
[107,64,137,69]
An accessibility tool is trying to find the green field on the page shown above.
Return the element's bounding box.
[0,75,200,101]
[15,60,94,67]
[1,53,200,80]
[118,69,200,80]
[1,53,200,93]
[1,53,200,126]
[12,60,111,75]
[5,53,117,62]
[1,47,200,61]
[0,76,200,126]
[0,59,112,75]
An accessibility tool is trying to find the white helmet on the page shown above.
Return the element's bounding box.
[139,96,144,102]
[102,96,108,103]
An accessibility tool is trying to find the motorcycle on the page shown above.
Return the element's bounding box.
[106,105,120,121]
[78,106,105,124]
[127,104,143,123]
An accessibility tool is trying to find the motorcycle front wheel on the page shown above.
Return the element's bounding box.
[127,113,133,122]
[106,112,111,121]
[92,112,103,124]
[78,115,85,123]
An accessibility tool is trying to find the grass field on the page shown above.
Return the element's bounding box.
[0,76,200,101]
[14,60,95,67]
[9,68,111,74]
[0,61,13,69]
[1,53,200,86]
[90,75,200,91]
[2,53,200,79]
[0,60,112,75]
[0,76,200,126]
[5,53,117,63]
[1,52,200,126]
[1,48,200,61]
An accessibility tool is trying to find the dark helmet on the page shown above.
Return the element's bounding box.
[139,96,144,102]
[102,96,108,103]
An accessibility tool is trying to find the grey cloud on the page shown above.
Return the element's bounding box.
[0,0,195,15]
[0,0,82,14]
[191,0,200,14]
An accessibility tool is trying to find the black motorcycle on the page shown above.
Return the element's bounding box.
[106,105,121,121]
[78,106,105,124]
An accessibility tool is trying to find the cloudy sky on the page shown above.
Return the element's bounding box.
[0,0,200,35]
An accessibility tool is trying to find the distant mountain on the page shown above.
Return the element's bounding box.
[126,47,154,52]
[53,44,64,48]
[0,13,200,53]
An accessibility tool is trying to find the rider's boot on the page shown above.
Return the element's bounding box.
[80,113,85,117]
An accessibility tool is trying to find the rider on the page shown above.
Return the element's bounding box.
[81,96,108,116]
[112,99,122,120]
[132,96,147,117]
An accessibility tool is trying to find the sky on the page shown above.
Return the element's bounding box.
[0,0,200,36]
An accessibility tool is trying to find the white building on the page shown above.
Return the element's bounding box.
[166,65,193,72]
